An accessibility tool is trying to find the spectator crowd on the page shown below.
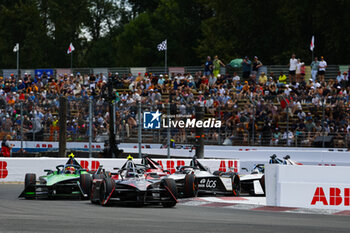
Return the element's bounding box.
[0,54,350,148]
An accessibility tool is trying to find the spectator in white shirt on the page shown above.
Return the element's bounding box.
[318,56,327,83]
[310,57,319,82]
[205,96,214,114]
[336,71,343,83]
[288,54,298,83]
[296,59,304,83]
[232,72,240,85]
[186,73,194,83]
[282,130,294,146]
[208,74,217,87]
[284,84,291,96]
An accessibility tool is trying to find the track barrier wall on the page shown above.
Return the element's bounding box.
[266,164,350,210]
[10,141,350,167]
[0,158,239,182]
[8,141,350,175]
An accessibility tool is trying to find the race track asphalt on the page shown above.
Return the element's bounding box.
[0,184,349,233]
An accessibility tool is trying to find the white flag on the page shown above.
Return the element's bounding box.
[157,39,167,51]
[310,36,314,51]
[67,42,75,54]
[13,43,19,52]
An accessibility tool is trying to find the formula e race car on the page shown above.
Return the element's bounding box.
[90,156,178,207]
[140,155,170,178]
[239,164,265,195]
[239,154,301,195]
[19,154,92,199]
[168,157,240,197]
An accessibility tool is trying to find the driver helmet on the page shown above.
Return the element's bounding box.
[251,168,259,174]
[65,166,76,174]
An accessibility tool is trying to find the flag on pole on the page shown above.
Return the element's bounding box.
[67,43,75,54]
[310,36,315,51]
[13,43,19,52]
[157,39,167,51]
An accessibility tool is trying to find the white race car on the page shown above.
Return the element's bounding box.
[240,155,301,195]
[168,157,240,197]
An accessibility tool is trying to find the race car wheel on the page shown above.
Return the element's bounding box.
[90,174,108,204]
[161,178,178,208]
[213,171,223,176]
[80,174,92,200]
[24,173,36,199]
[231,173,241,196]
[183,174,197,198]
[100,178,115,205]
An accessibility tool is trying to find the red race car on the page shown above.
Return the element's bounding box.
[90,156,178,207]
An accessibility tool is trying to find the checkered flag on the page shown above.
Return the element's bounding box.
[157,39,167,51]
[13,43,19,52]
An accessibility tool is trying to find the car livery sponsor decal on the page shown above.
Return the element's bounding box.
[221,177,233,191]
[198,178,217,189]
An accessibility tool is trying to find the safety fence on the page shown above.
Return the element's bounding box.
[1,94,349,148]
[0,64,347,81]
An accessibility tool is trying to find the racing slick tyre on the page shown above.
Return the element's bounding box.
[230,173,241,196]
[213,171,223,176]
[90,174,106,204]
[183,174,197,198]
[80,174,92,200]
[161,178,178,208]
[99,177,115,205]
[24,173,36,199]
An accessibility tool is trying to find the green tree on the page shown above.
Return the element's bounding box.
[45,0,89,67]
[114,13,161,66]
[82,0,130,67]
[196,0,350,64]
[0,0,51,68]
[0,0,349,69]
[128,0,160,18]
[85,0,120,41]
[114,0,208,66]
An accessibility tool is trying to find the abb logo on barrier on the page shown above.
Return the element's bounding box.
[311,187,350,206]
[33,144,102,149]
[156,160,238,174]
[35,144,53,148]
[218,160,238,173]
[156,160,185,174]
[79,160,100,171]
[83,145,101,149]
[0,161,8,178]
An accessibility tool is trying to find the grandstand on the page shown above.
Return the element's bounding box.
[0,64,349,151]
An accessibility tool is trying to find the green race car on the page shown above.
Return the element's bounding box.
[19,154,92,199]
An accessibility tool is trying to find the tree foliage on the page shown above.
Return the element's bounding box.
[197,0,350,64]
[0,0,348,69]
[114,0,208,66]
